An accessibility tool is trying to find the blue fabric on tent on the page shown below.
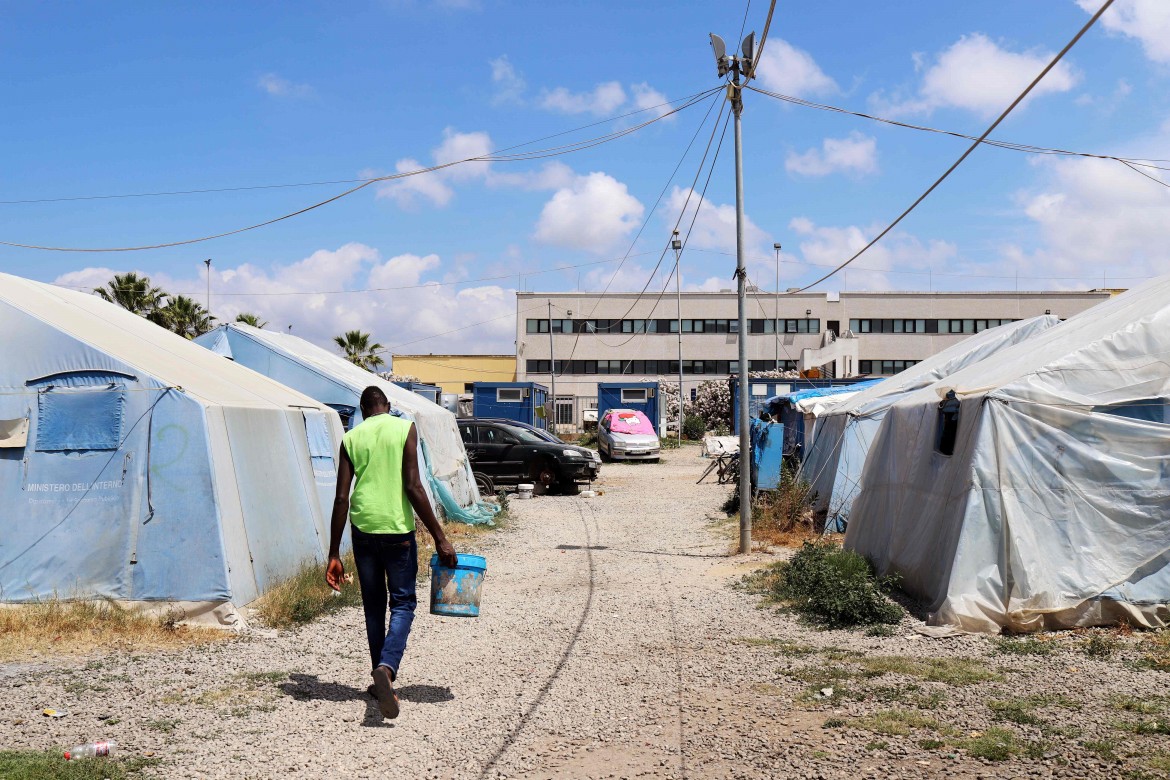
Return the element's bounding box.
[36,386,125,451]
[420,438,498,526]
[774,381,883,407]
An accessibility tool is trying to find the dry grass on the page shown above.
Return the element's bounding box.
[0,599,225,662]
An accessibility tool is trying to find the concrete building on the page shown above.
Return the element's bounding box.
[391,354,516,395]
[515,289,1115,429]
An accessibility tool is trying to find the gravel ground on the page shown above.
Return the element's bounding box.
[4,446,1170,779]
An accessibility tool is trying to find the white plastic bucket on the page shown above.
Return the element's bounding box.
[517,483,535,500]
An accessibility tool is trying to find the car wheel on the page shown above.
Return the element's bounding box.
[599,443,611,463]
[530,460,557,496]
[473,472,495,496]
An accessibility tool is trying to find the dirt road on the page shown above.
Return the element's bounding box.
[3,447,1168,778]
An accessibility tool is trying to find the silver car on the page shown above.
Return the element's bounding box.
[598,409,661,462]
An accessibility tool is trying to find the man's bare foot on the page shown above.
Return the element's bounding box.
[372,665,399,719]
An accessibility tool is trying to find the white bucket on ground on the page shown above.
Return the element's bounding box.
[517,483,535,500]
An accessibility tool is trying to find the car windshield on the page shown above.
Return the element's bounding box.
[499,425,549,444]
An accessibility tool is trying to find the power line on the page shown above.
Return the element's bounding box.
[0,89,718,207]
[65,251,658,298]
[790,0,1117,293]
[744,84,1170,172]
[550,90,726,371]
[0,88,719,253]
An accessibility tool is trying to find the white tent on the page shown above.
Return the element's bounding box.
[0,274,344,626]
[195,324,490,522]
[845,280,1170,633]
[800,316,1061,529]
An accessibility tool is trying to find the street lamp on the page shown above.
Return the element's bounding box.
[672,230,684,445]
[204,259,212,314]
[773,242,782,370]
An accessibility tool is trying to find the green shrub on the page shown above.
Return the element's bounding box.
[576,431,597,447]
[775,542,903,628]
[660,436,681,450]
[495,488,511,515]
[722,489,740,515]
[682,414,706,440]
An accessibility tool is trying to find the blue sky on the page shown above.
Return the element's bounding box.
[2,1,1168,353]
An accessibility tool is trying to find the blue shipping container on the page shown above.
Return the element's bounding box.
[472,382,550,430]
[394,381,442,405]
[729,377,876,435]
[597,382,660,434]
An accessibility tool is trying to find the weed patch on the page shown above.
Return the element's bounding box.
[253,552,361,628]
[751,465,820,547]
[1137,632,1170,671]
[958,727,1044,761]
[1084,633,1120,658]
[851,709,941,737]
[859,655,1000,685]
[769,542,903,628]
[0,750,159,779]
[1080,739,1119,761]
[0,599,224,662]
[1111,695,1165,715]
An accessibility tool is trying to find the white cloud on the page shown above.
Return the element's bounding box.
[753,39,838,97]
[788,218,958,291]
[1077,0,1170,63]
[256,73,314,98]
[630,82,674,120]
[489,55,526,105]
[664,187,769,258]
[1002,154,1170,284]
[539,82,627,116]
[873,34,1079,117]
[54,244,517,353]
[533,172,644,253]
[377,127,568,208]
[785,132,878,177]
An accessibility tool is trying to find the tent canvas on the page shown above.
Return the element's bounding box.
[800,315,1061,529]
[0,274,344,625]
[766,381,882,458]
[195,324,491,523]
[845,280,1170,633]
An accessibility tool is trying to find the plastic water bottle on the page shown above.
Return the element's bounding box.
[64,740,115,760]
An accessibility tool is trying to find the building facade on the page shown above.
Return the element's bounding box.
[515,289,1114,429]
[391,354,516,396]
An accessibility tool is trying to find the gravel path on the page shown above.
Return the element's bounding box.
[4,447,1170,779]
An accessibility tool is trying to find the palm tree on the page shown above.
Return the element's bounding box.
[235,312,267,328]
[333,330,385,371]
[94,272,167,318]
[159,295,217,339]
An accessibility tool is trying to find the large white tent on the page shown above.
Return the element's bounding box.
[845,280,1170,633]
[0,274,344,625]
[800,315,1061,530]
[195,323,492,523]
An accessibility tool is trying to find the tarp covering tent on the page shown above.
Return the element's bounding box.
[195,324,493,524]
[801,315,1061,530]
[0,274,344,625]
[845,279,1170,633]
[766,382,882,459]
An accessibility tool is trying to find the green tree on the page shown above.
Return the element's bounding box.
[235,312,267,328]
[159,295,216,339]
[333,330,385,371]
[94,272,168,323]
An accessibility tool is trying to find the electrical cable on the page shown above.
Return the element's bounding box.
[67,251,659,297]
[745,84,1170,172]
[549,90,725,373]
[789,0,1117,293]
[0,88,720,252]
[0,89,718,206]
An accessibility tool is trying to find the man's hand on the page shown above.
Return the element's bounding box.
[436,539,458,569]
[325,555,345,591]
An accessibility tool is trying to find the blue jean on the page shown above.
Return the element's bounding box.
[351,525,417,679]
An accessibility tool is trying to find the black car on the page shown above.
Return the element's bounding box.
[458,419,600,495]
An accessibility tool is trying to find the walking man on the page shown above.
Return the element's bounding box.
[326,386,457,719]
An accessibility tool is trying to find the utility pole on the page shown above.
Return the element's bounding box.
[710,30,754,555]
[774,242,782,371]
[673,231,684,445]
[204,259,212,314]
[547,301,556,434]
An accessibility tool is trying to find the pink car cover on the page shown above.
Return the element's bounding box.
[609,410,655,435]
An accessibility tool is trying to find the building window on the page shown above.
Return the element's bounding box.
[497,388,523,403]
[859,360,920,375]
